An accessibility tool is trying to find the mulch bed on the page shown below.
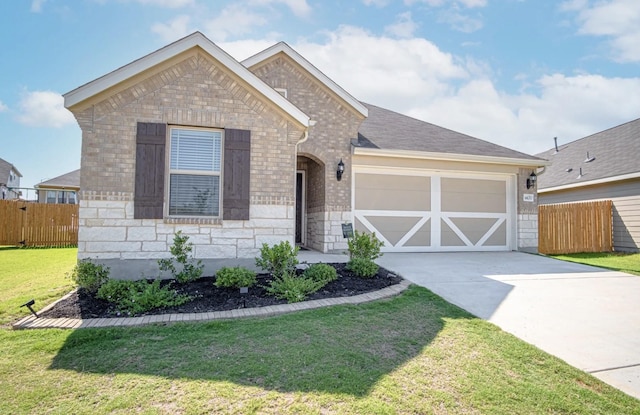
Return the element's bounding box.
[39,263,403,319]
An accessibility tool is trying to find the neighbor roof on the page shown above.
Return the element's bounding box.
[242,42,368,119]
[536,118,640,191]
[64,32,310,128]
[35,169,80,189]
[0,157,22,183]
[355,103,544,165]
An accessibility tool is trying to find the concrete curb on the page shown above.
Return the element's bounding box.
[12,280,411,330]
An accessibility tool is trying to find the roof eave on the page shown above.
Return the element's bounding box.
[353,147,548,167]
[242,42,368,119]
[63,32,310,128]
[538,171,640,193]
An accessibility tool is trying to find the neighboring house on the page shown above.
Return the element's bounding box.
[537,119,640,252]
[63,32,545,278]
[0,157,22,200]
[34,169,80,204]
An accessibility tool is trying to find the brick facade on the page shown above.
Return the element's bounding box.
[249,54,365,252]
[517,167,539,252]
[69,50,306,277]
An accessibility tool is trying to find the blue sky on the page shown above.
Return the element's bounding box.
[1,0,639,196]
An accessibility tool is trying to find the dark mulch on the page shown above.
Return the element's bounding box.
[39,263,403,319]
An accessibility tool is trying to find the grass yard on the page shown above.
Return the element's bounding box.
[0,247,77,326]
[552,252,640,276]
[0,248,638,413]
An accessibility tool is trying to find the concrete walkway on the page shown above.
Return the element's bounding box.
[378,251,640,400]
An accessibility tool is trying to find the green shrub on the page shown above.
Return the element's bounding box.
[69,259,110,294]
[96,279,190,316]
[255,240,299,277]
[214,266,257,289]
[265,272,323,303]
[347,230,384,261]
[158,231,204,283]
[347,257,379,278]
[303,263,338,285]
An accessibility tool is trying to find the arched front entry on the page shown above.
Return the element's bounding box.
[296,154,325,250]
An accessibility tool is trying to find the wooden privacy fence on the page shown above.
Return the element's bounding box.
[538,200,612,255]
[0,200,79,247]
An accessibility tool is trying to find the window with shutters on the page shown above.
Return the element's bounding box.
[168,127,223,217]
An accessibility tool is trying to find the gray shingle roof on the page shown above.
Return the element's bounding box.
[0,157,22,184]
[536,118,640,190]
[356,103,541,161]
[35,169,81,189]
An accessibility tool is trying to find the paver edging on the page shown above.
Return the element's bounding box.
[12,280,411,330]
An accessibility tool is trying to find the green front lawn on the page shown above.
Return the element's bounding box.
[552,252,640,276]
[0,247,77,326]
[0,248,638,413]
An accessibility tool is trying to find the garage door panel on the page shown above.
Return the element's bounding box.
[441,178,506,213]
[484,221,507,246]
[405,222,431,247]
[442,220,467,246]
[355,174,430,211]
[354,171,512,252]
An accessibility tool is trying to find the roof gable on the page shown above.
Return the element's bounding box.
[64,32,309,128]
[536,118,640,191]
[0,158,22,182]
[356,103,544,165]
[242,42,368,119]
[35,169,80,189]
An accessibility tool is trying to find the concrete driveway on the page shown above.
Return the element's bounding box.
[377,252,640,400]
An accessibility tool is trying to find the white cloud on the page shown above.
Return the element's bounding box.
[135,0,194,7]
[405,0,487,8]
[151,15,191,42]
[363,0,390,6]
[248,0,312,18]
[385,12,418,38]
[438,8,483,32]
[30,0,46,12]
[564,0,640,62]
[16,91,75,128]
[221,25,639,155]
[0,101,8,112]
[203,4,268,41]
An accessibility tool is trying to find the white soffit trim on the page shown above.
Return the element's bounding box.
[538,171,640,193]
[63,32,310,127]
[242,42,368,118]
[353,147,548,167]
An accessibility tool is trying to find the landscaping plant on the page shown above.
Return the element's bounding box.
[158,230,204,283]
[214,266,257,289]
[255,240,299,277]
[347,230,384,261]
[265,271,324,303]
[68,259,110,294]
[303,263,338,285]
[96,279,190,316]
[347,230,384,278]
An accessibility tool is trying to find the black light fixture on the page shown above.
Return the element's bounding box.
[20,299,38,318]
[526,171,537,189]
[337,159,345,181]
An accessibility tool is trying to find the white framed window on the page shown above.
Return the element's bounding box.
[167,127,223,217]
[47,191,56,204]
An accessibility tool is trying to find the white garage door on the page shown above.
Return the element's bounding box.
[353,169,515,252]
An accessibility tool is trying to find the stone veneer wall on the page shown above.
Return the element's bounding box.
[70,49,306,269]
[249,54,365,252]
[517,167,539,252]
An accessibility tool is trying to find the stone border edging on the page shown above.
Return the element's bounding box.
[12,280,411,330]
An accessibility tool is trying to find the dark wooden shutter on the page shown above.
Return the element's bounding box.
[134,122,166,219]
[223,129,250,220]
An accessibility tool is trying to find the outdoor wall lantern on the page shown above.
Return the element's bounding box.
[337,159,345,181]
[526,171,537,189]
